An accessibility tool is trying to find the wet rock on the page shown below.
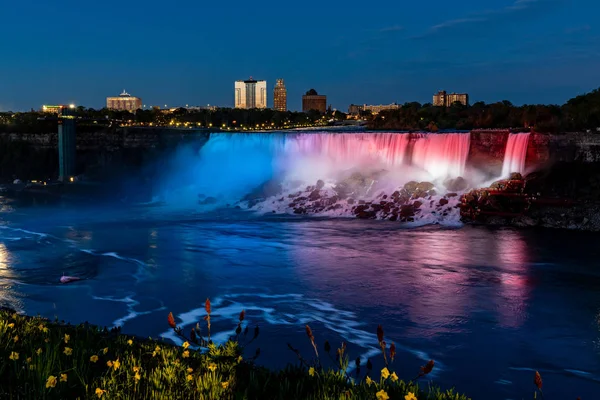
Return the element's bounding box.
[400,204,415,217]
[308,190,321,201]
[293,207,306,214]
[382,194,388,200]
[357,210,377,219]
[445,177,468,192]
[413,201,423,209]
[358,200,366,205]
[412,190,428,199]
[417,182,434,192]
[509,172,523,180]
[278,197,284,202]
[316,180,325,190]
[389,214,398,221]
[439,198,449,206]
[391,190,401,199]
[347,198,355,205]
[447,192,458,198]
[428,190,437,196]
[404,181,419,193]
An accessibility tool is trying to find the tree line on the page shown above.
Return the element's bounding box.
[369,88,600,133]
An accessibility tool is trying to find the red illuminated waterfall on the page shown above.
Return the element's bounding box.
[410,133,471,179]
[501,133,530,177]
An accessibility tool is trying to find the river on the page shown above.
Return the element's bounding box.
[0,199,599,399]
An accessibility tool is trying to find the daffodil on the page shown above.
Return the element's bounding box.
[63,347,72,356]
[405,393,418,400]
[95,388,106,398]
[127,339,133,346]
[106,360,113,368]
[152,351,157,357]
[133,366,141,372]
[7,323,14,328]
[60,374,67,383]
[90,355,98,363]
[208,363,217,372]
[237,355,243,363]
[64,334,70,344]
[391,372,398,382]
[381,367,390,379]
[221,381,229,389]
[44,338,49,343]
[309,367,315,376]
[102,347,108,355]
[366,376,373,386]
[13,335,18,343]
[43,327,49,333]
[36,348,43,355]
[182,341,190,349]
[9,352,19,361]
[113,359,120,370]
[134,372,141,382]
[376,390,390,400]
[154,346,161,353]
[187,367,193,373]
[46,375,57,388]
[186,374,193,381]
[38,324,44,331]
[182,350,189,358]
[26,357,32,363]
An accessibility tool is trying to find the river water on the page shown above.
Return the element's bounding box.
[0,198,599,399]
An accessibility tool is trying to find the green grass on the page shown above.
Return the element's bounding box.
[0,306,470,400]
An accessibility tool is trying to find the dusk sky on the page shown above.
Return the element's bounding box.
[0,0,598,111]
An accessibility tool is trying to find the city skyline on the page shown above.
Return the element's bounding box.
[0,0,598,111]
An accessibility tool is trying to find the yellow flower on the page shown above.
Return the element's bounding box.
[133,366,141,372]
[102,347,108,355]
[127,339,133,346]
[64,334,70,344]
[182,341,190,349]
[405,393,418,400]
[221,381,229,389]
[182,350,190,358]
[391,372,398,382]
[38,324,44,331]
[36,348,43,355]
[60,374,67,383]
[43,327,49,333]
[237,355,243,363]
[208,363,217,372]
[9,352,19,361]
[366,376,373,386]
[152,351,157,357]
[381,367,390,379]
[44,338,49,343]
[7,323,14,328]
[113,359,121,370]
[63,347,72,356]
[134,372,141,382]
[308,367,315,376]
[187,367,193,373]
[46,375,57,388]
[11,313,17,319]
[90,355,99,363]
[13,335,18,343]
[154,345,161,353]
[95,388,106,398]
[174,359,180,365]
[26,357,32,363]
[376,390,390,400]
[186,374,193,381]
[106,360,113,368]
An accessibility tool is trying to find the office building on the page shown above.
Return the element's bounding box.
[433,90,469,107]
[302,89,327,113]
[348,103,400,115]
[41,104,75,114]
[273,79,287,111]
[106,90,142,111]
[234,78,267,109]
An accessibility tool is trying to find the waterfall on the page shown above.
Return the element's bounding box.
[411,133,471,179]
[501,133,530,177]
[158,131,472,204]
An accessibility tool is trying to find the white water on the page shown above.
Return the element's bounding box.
[501,133,531,177]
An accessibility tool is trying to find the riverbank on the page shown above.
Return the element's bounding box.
[0,308,469,400]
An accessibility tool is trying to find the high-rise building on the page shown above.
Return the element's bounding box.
[273,79,287,111]
[433,90,469,107]
[234,78,267,109]
[302,89,327,113]
[106,90,142,111]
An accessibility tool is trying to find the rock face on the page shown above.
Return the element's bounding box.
[459,163,600,231]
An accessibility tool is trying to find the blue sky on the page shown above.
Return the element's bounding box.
[0,0,597,111]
